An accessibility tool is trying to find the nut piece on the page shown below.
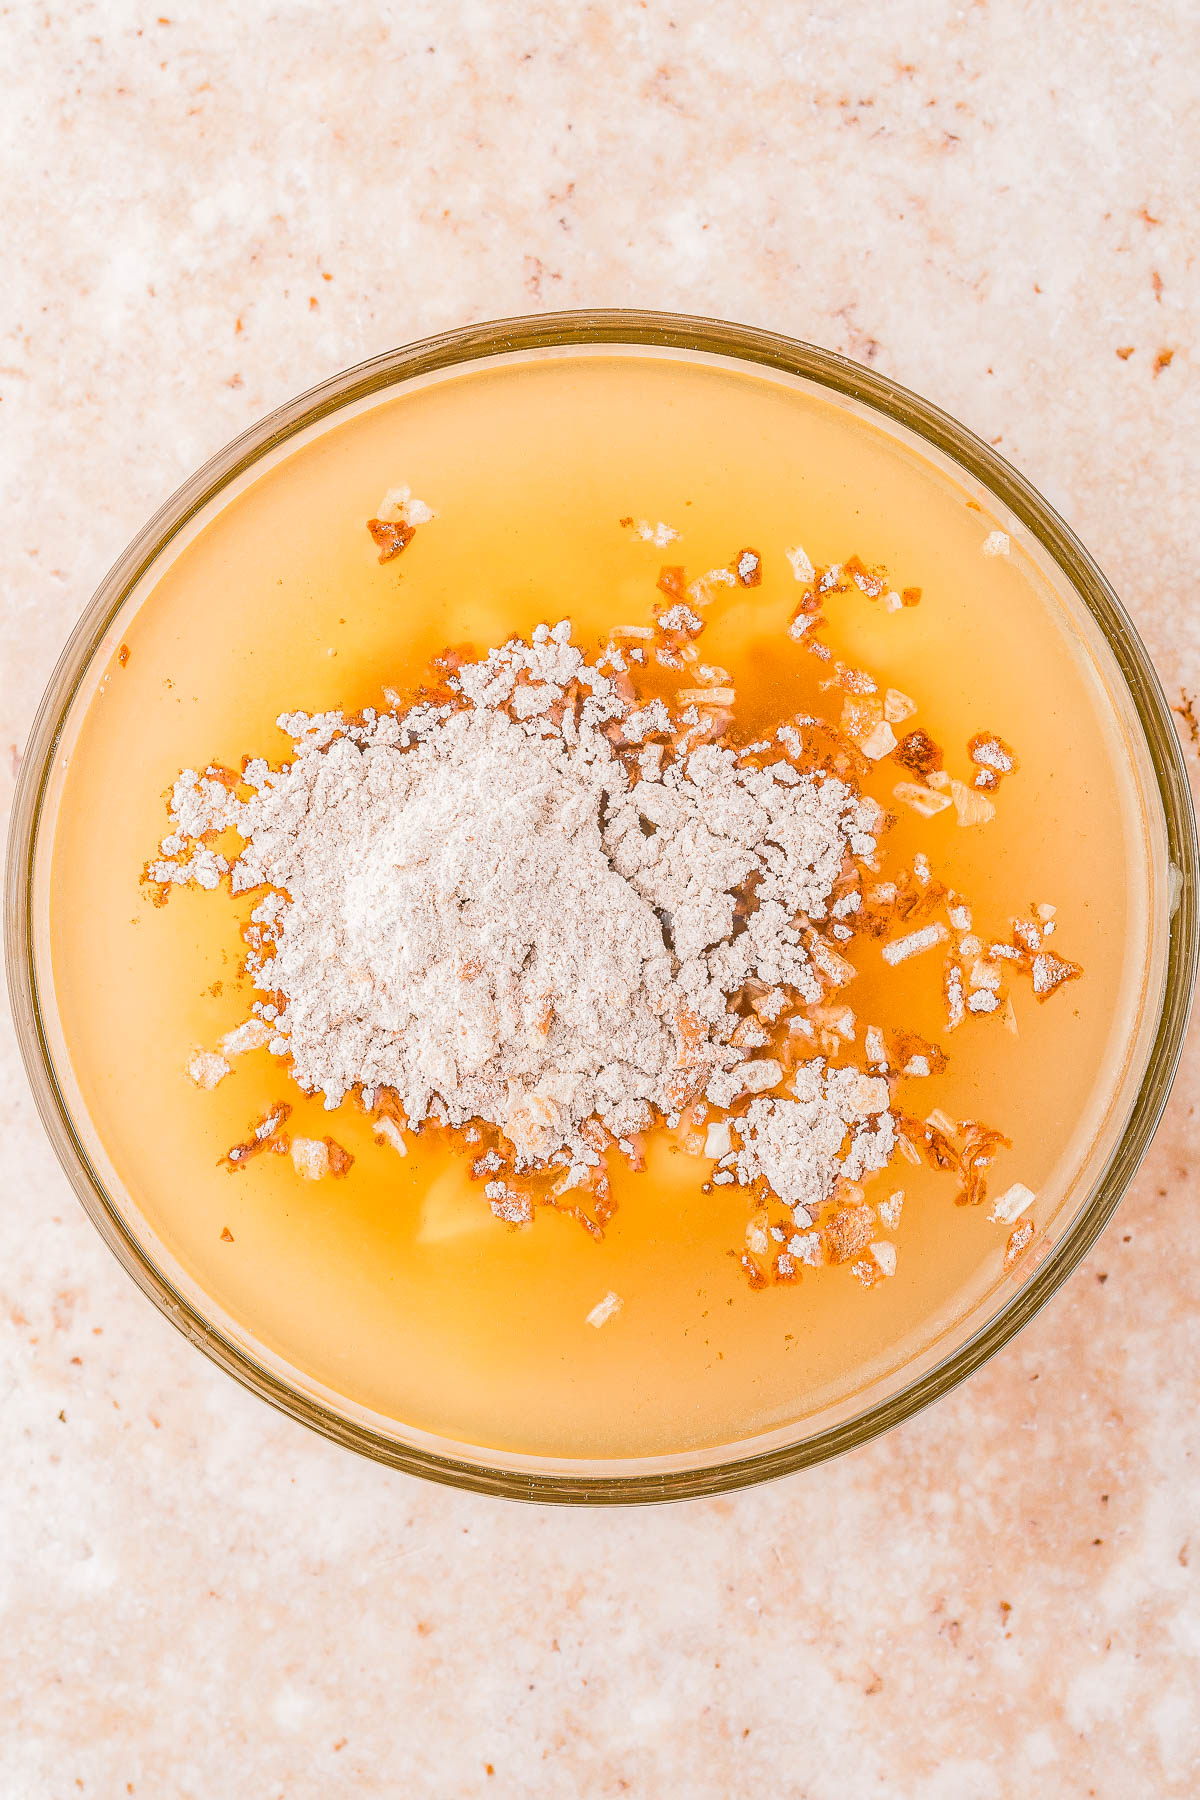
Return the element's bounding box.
[950,779,997,827]
[585,1291,623,1329]
[884,688,917,724]
[291,1137,331,1181]
[734,547,763,587]
[860,721,898,761]
[894,781,952,818]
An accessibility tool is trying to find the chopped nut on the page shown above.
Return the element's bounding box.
[884,688,917,724]
[677,687,736,706]
[585,1290,623,1329]
[860,720,898,761]
[895,781,952,819]
[824,1202,875,1264]
[366,517,416,562]
[881,922,948,966]
[1031,952,1082,999]
[734,547,762,586]
[291,1137,330,1181]
[990,1181,1035,1224]
[893,729,943,776]
[870,1241,897,1277]
[1004,1218,1035,1268]
[704,1121,733,1159]
[951,779,997,827]
[878,1191,904,1229]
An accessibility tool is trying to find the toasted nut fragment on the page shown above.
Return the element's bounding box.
[585,1290,623,1329]
[746,1210,770,1254]
[366,517,416,562]
[734,547,762,586]
[374,1117,408,1156]
[291,1137,330,1181]
[860,721,898,761]
[1004,1218,1035,1268]
[678,688,736,706]
[894,781,952,819]
[884,688,917,724]
[950,779,997,827]
[990,1181,1035,1224]
[824,1203,875,1264]
[704,1121,733,1159]
[881,922,948,966]
[325,1138,354,1178]
[1031,951,1082,999]
[870,1241,898,1277]
[893,728,943,776]
[841,693,884,742]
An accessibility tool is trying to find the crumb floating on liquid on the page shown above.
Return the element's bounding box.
[982,531,1011,558]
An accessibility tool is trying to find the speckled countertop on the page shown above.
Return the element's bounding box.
[2,4,1198,1795]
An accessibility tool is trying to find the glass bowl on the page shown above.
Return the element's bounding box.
[6,311,1197,1502]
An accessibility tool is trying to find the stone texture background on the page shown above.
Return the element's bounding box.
[1,3,1197,1795]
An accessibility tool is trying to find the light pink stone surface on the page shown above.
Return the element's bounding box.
[1,4,1197,1794]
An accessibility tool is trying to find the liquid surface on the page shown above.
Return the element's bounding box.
[49,354,1148,1458]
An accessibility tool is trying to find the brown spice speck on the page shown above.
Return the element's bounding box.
[1115,346,1135,360]
[117,643,131,667]
[220,1227,234,1242]
[1153,348,1175,378]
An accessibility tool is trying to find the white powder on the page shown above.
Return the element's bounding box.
[731,1063,894,1213]
[155,623,889,1199]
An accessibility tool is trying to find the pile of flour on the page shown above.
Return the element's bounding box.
[153,621,893,1204]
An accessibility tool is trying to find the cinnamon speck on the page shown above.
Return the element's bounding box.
[1115,346,1135,360]
[117,643,131,667]
[1153,348,1175,378]
[219,1226,234,1242]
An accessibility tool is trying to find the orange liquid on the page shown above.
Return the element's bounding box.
[49,354,1152,1458]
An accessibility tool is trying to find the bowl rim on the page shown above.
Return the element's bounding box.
[6,307,1197,1503]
